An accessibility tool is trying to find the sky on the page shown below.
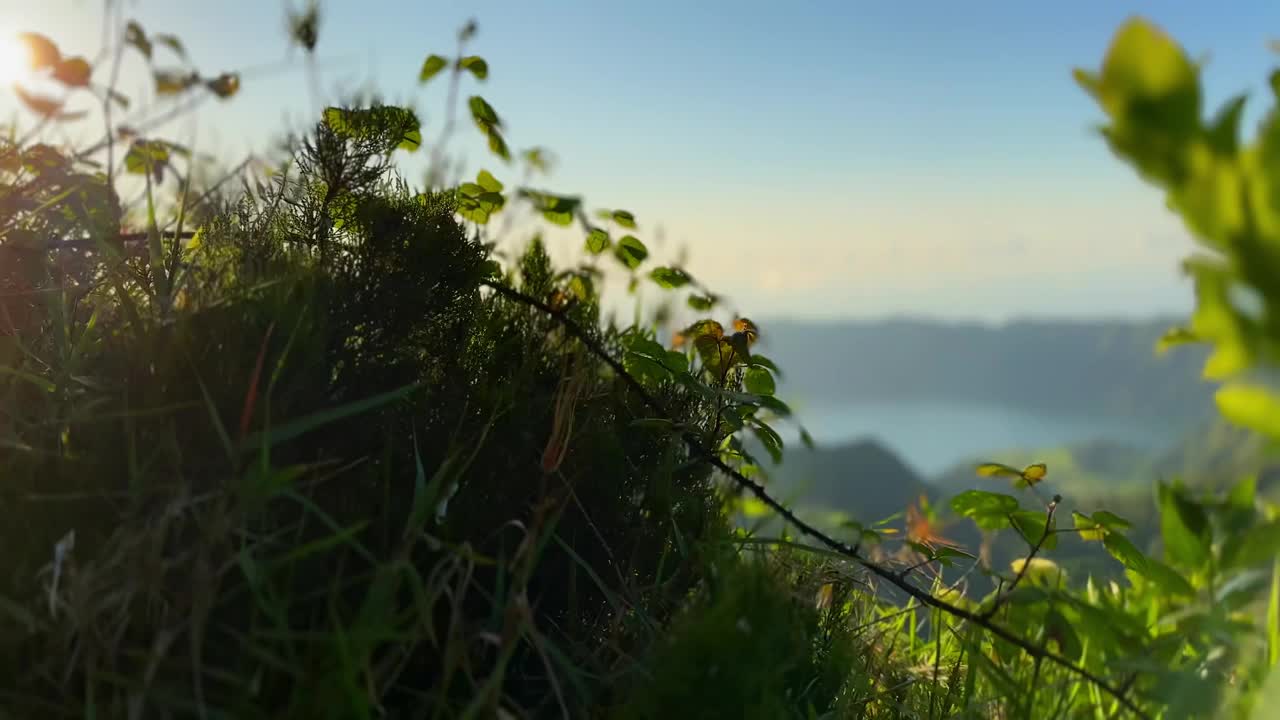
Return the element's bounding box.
[3,0,1279,322]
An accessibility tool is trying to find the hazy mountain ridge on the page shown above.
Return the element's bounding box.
[758,317,1214,424]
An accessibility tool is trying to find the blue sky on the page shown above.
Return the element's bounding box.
[3,0,1278,321]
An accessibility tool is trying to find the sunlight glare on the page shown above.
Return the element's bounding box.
[0,30,31,85]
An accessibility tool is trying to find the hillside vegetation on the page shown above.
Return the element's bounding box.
[1,9,1280,720]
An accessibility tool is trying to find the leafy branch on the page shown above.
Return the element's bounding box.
[480,279,1151,720]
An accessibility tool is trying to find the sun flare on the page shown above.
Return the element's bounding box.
[0,30,31,85]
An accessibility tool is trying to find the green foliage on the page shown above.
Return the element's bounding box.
[1076,17,1280,444]
[5,9,1280,720]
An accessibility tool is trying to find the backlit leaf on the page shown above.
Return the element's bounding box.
[743,366,775,396]
[13,87,84,121]
[51,57,91,87]
[1158,481,1212,569]
[1216,384,1280,439]
[1011,510,1057,550]
[950,490,1018,530]
[687,294,717,311]
[649,267,692,289]
[155,69,200,95]
[124,21,152,59]
[476,169,503,192]
[585,229,610,254]
[614,235,648,269]
[468,95,501,129]
[612,209,636,228]
[458,55,488,80]
[1156,325,1199,354]
[17,32,61,70]
[1221,520,1280,570]
[418,54,448,84]
[976,462,1023,479]
[751,422,784,464]
[205,73,241,99]
[154,33,187,59]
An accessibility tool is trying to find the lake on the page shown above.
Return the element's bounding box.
[779,401,1185,478]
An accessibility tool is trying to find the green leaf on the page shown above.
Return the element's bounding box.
[1221,520,1280,570]
[1075,17,1201,185]
[1073,509,1132,541]
[747,354,782,377]
[419,54,448,83]
[522,147,551,173]
[1158,482,1212,569]
[518,189,579,226]
[154,69,200,95]
[205,73,241,99]
[458,55,488,80]
[687,294,717,311]
[1011,510,1057,550]
[1142,558,1196,597]
[1073,511,1106,542]
[1103,532,1148,574]
[799,427,815,450]
[1206,94,1247,155]
[1156,325,1199,354]
[950,490,1018,530]
[751,422,784,464]
[933,545,977,565]
[585,229,610,254]
[124,139,170,175]
[612,209,637,228]
[743,366,775,396]
[1216,384,1280,438]
[648,267,692,289]
[614,235,648,269]
[468,95,501,129]
[486,129,511,160]
[153,33,187,59]
[124,21,151,60]
[476,169,503,192]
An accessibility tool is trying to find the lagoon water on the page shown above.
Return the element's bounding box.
[779,401,1184,478]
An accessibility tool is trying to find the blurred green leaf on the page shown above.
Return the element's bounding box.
[1011,510,1057,550]
[153,33,187,59]
[743,366,775,396]
[458,55,488,80]
[476,169,503,192]
[649,267,692,289]
[585,229,610,254]
[124,21,152,60]
[950,490,1017,530]
[687,294,717,311]
[1221,520,1280,570]
[1216,384,1280,438]
[614,235,648,269]
[751,422,784,464]
[419,54,448,83]
[1158,481,1212,569]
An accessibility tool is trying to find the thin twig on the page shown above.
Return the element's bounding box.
[982,495,1060,620]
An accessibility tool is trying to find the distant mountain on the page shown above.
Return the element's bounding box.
[757,317,1214,426]
[760,437,933,524]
